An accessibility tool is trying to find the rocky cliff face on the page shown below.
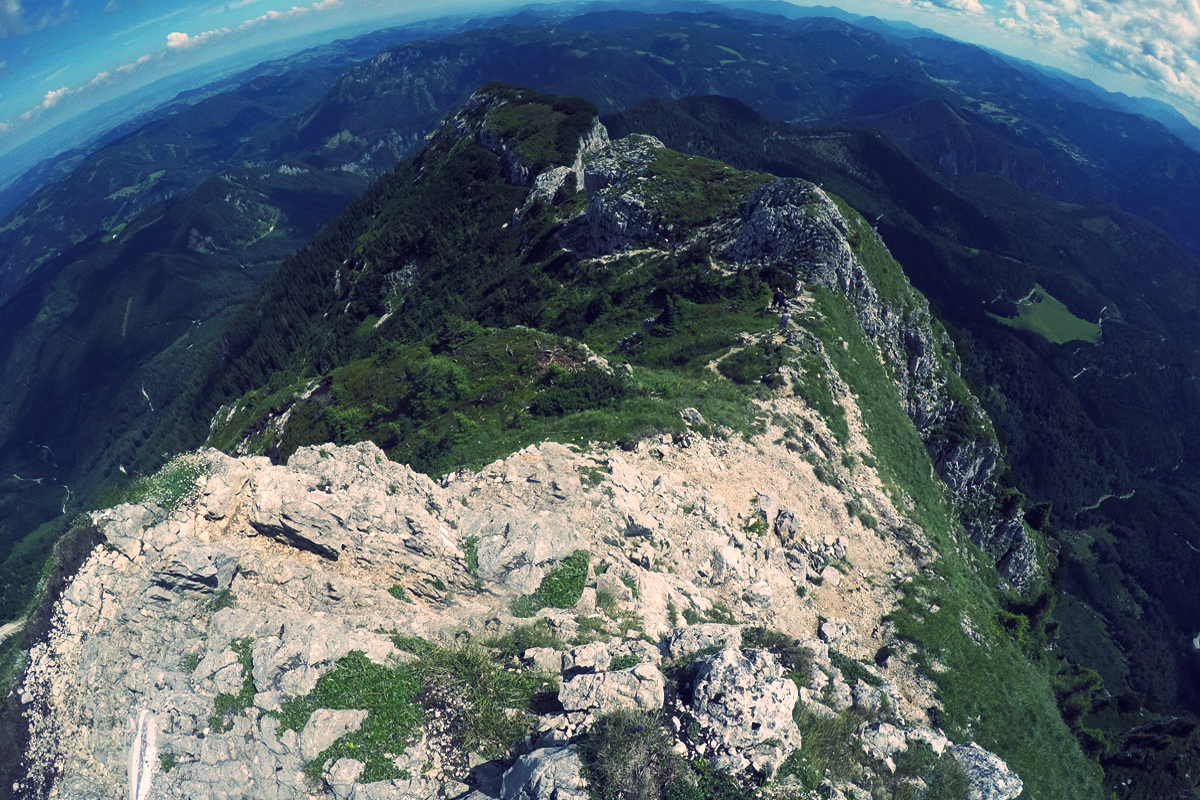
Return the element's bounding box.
[550,123,1036,587]
[719,178,1035,586]
[18,416,1023,800]
[225,84,1040,591]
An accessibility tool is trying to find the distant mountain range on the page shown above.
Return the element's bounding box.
[2,4,1200,798]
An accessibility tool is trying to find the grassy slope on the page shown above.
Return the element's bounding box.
[987,283,1101,345]
[799,282,1101,797]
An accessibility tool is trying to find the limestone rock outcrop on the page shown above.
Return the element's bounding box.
[500,747,590,800]
[948,742,1025,800]
[721,176,1036,587]
[14,422,1017,800]
[688,647,801,775]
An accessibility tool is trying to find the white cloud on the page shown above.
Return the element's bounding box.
[938,0,985,12]
[84,70,112,90]
[40,86,69,109]
[238,0,340,30]
[41,86,69,108]
[33,0,74,31]
[170,0,339,48]
[998,0,1064,43]
[988,0,1200,118]
[3,0,351,146]
[116,54,151,74]
[887,0,985,15]
[166,26,230,48]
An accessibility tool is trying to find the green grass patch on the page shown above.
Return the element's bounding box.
[575,615,612,643]
[717,340,786,388]
[218,324,764,479]
[890,580,1102,798]
[782,704,970,798]
[987,283,1101,344]
[105,169,165,200]
[608,654,643,671]
[792,352,848,444]
[800,287,951,543]
[114,451,212,515]
[278,634,555,775]
[407,641,558,758]
[463,536,481,587]
[276,650,424,783]
[829,649,882,687]
[209,638,255,732]
[580,460,612,488]
[800,287,1103,798]
[645,149,772,230]
[740,627,814,679]
[831,195,921,313]
[484,618,568,660]
[480,87,598,177]
[782,705,873,789]
[511,549,590,617]
[207,588,236,612]
[704,600,737,625]
[207,372,311,454]
[577,709,697,800]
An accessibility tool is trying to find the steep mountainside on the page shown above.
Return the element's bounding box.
[603,92,1200,723]
[7,85,1104,800]
[5,7,1200,653]
[3,5,1200,799]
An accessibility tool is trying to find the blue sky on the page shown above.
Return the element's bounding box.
[2,0,1200,161]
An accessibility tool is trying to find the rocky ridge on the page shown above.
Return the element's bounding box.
[718,180,1034,586]
[465,85,1038,588]
[220,83,1036,587]
[43,85,1066,800]
[18,403,1022,800]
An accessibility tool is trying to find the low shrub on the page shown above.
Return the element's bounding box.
[609,654,643,671]
[829,649,883,687]
[484,618,567,660]
[578,709,693,800]
[740,627,813,677]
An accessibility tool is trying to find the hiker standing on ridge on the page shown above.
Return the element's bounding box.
[772,286,786,310]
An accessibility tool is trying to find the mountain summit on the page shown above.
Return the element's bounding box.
[8,84,1103,800]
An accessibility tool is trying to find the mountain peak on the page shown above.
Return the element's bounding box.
[7,78,1104,799]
